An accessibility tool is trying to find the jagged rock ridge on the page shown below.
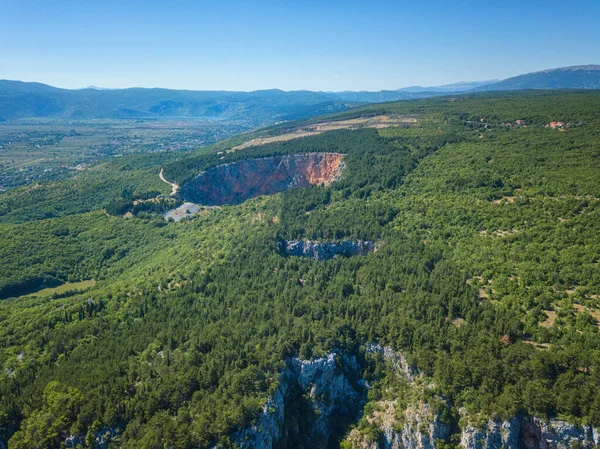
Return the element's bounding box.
[180,153,344,206]
[282,239,375,260]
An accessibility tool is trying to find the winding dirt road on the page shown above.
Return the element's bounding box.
[159,168,179,196]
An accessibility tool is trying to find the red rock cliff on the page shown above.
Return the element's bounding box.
[181,153,344,206]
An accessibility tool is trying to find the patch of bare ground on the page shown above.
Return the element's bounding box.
[451,318,465,328]
[157,281,182,293]
[231,131,321,152]
[573,303,600,326]
[466,276,484,284]
[231,114,418,151]
[479,228,519,238]
[24,183,42,192]
[466,276,495,298]
[557,287,600,301]
[540,310,557,328]
[491,196,517,204]
[524,340,550,350]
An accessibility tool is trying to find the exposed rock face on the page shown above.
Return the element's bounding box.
[460,417,521,449]
[346,345,451,449]
[365,344,415,381]
[347,400,452,449]
[230,353,366,449]
[348,345,600,449]
[461,416,600,449]
[283,239,375,260]
[65,427,119,448]
[181,153,344,206]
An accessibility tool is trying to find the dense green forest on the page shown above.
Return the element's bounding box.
[1,91,600,448]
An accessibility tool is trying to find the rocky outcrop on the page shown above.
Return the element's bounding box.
[346,345,451,449]
[461,416,600,449]
[283,239,375,260]
[460,417,521,449]
[365,344,416,381]
[229,353,366,449]
[181,153,344,206]
[347,346,600,449]
[65,427,119,448]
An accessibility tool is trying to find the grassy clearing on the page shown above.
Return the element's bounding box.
[26,279,96,298]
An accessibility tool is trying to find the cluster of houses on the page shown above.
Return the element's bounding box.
[547,121,566,129]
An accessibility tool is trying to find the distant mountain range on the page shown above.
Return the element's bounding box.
[1,65,599,123]
[396,80,500,93]
[0,82,353,126]
[472,65,600,91]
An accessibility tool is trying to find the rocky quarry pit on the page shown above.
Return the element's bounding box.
[180,153,344,206]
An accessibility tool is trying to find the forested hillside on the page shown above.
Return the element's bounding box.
[1,91,600,448]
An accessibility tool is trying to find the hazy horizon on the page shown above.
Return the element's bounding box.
[2,0,599,92]
[0,76,503,93]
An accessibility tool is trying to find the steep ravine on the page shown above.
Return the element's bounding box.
[180,153,344,206]
[227,353,366,449]
[230,346,600,449]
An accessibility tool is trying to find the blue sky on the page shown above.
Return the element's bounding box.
[1,0,599,91]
